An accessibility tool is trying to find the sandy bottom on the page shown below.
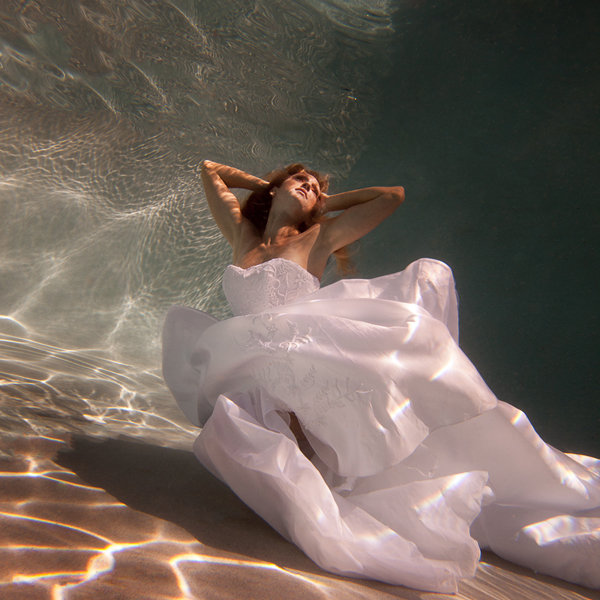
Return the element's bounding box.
[0,431,597,600]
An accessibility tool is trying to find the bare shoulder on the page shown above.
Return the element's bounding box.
[232,219,262,260]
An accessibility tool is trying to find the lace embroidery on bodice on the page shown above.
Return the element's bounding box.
[222,257,320,316]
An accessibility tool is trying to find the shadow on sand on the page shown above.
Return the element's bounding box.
[51,435,595,600]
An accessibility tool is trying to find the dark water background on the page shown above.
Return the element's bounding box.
[0,0,598,454]
[350,0,600,455]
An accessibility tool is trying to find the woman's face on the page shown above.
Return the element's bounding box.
[273,171,321,215]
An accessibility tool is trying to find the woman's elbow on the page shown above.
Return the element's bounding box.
[200,159,214,173]
[389,186,405,207]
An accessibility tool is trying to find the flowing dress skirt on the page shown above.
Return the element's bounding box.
[163,259,600,592]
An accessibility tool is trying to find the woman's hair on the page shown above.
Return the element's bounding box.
[242,163,355,275]
[242,163,328,232]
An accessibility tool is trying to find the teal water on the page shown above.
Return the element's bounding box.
[0,1,597,454]
[351,1,600,455]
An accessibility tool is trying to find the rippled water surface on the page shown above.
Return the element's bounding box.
[0,0,395,446]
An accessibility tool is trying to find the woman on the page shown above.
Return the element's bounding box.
[163,161,599,593]
[198,159,405,277]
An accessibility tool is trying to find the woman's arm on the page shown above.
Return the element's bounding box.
[324,186,404,213]
[202,160,269,191]
[321,186,405,252]
[200,160,268,245]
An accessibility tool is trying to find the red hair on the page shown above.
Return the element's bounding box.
[242,163,329,232]
[242,164,354,275]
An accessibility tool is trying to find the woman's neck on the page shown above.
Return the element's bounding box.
[263,210,301,245]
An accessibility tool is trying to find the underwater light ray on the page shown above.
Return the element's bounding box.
[522,515,600,546]
[0,512,113,545]
[402,314,421,344]
[430,356,454,381]
[169,552,333,599]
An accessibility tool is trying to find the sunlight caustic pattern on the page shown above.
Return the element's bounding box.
[508,405,600,493]
[0,0,395,373]
[0,320,197,450]
[522,516,600,547]
[0,433,342,600]
[1,430,595,599]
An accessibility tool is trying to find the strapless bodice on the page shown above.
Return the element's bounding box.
[222,257,320,316]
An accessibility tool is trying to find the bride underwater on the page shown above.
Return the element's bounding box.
[162,160,600,593]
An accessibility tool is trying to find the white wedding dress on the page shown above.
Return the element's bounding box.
[162,257,600,592]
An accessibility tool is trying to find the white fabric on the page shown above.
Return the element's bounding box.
[162,257,600,592]
[222,257,320,315]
